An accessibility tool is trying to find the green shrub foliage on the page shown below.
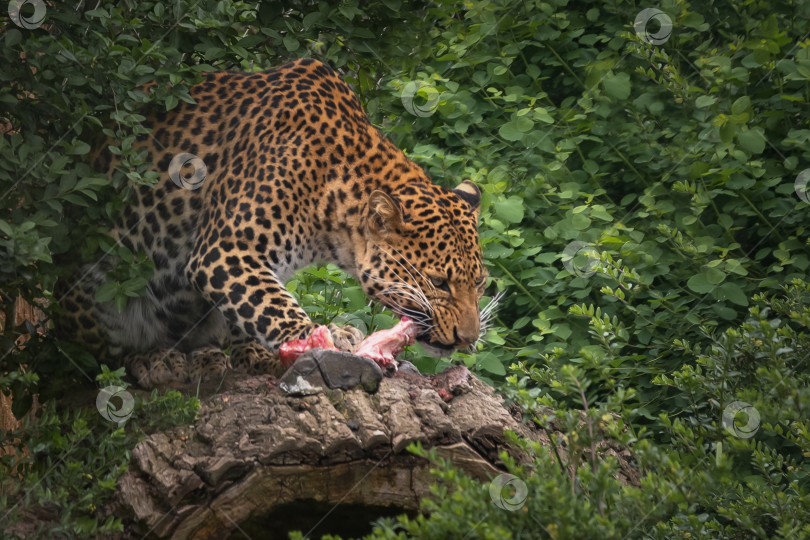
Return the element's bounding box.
[1,0,809,538]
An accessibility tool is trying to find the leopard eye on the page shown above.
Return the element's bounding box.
[429,276,451,293]
[476,276,488,288]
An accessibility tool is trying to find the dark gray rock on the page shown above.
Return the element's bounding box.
[315,349,383,392]
[278,348,383,395]
[278,354,325,396]
[397,360,421,376]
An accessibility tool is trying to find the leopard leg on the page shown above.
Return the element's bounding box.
[230,337,286,377]
[58,258,230,388]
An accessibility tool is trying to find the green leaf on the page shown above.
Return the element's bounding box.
[67,141,91,156]
[552,323,571,340]
[737,129,766,154]
[686,273,714,294]
[731,96,751,115]
[591,205,613,222]
[716,282,748,306]
[165,94,179,111]
[725,259,748,276]
[95,282,118,303]
[477,353,506,376]
[493,197,524,224]
[5,29,22,47]
[705,267,726,285]
[498,116,534,142]
[342,286,366,309]
[603,72,631,100]
[535,253,558,264]
[122,277,149,296]
[571,213,591,230]
[498,123,523,141]
[533,107,554,123]
[283,35,299,51]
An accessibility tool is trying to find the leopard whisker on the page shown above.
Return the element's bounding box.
[479,290,504,326]
[380,292,435,321]
[366,277,436,329]
[474,290,505,348]
[388,304,433,322]
[362,270,435,315]
[382,283,434,310]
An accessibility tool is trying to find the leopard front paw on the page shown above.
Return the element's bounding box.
[186,346,231,384]
[230,340,286,377]
[328,323,365,353]
[125,348,189,389]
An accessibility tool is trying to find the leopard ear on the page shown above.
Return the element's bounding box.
[368,190,402,233]
[453,180,480,214]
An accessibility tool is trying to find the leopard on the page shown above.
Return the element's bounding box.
[57,57,487,389]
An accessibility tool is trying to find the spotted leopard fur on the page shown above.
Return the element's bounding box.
[58,58,486,388]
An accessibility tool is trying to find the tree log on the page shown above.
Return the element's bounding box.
[106,366,637,539]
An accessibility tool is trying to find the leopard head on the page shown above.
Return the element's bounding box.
[357,180,487,356]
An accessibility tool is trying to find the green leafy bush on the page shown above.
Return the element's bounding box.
[324,280,809,539]
[0,367,199,537]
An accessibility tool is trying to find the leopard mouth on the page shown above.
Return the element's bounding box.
[417,337,455,357]
[373,300,453,355]
[414,326,455,357]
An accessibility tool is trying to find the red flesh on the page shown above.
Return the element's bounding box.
[354,317,417,368]
[279,325,335,368]
[278,317,417,369]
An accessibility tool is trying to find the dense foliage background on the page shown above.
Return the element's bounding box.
[1,0,808,538]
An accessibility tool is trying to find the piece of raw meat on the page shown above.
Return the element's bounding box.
[278,317,417,370]
[354,317,417,369]
[279,325,335,368]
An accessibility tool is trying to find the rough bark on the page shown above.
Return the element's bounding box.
[106,367,637,539]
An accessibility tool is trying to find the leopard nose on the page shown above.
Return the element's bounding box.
[454,327,478,348]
